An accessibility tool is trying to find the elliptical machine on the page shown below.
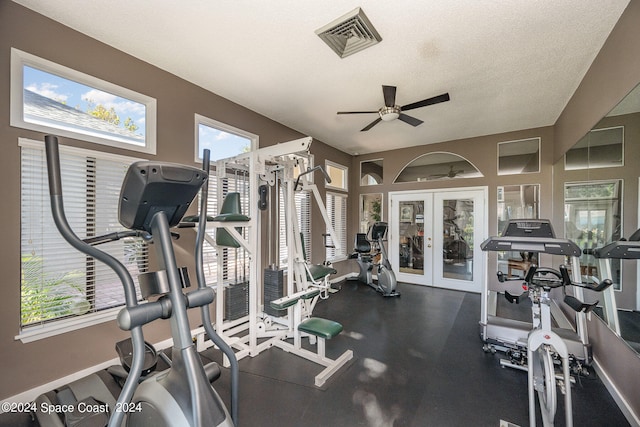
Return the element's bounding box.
[40,135,238,427]
[350,222,400,297]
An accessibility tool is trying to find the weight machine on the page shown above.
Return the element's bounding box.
[195,137,353,387]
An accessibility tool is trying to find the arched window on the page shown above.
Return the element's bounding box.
[394,152,482,183]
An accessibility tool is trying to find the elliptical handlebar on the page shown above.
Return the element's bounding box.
[194,149,239,426]
[44,135,145,427]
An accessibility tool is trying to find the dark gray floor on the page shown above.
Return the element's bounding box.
[1,281,630,426]
[207,280,629,427]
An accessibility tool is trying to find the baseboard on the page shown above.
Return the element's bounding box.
[593,356,640,427]
[1,337,174,411]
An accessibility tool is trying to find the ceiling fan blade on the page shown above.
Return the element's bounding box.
[382,85,397,107]
[337,111,378,115]
[398,113,423,127]
[361,117,382,131]
[401,92,450,111]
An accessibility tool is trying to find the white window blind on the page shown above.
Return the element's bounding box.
[278,188,312,266]
[202,170,251,286]
[20,139,148,330]
[326,192,348,262]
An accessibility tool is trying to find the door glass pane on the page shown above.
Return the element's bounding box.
[398,201,424,275]
[442,199,474,281]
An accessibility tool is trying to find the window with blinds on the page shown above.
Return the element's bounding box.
[278,189,312,266]
[326,192,348,262]
[201,171,251,286]
[20,139,148,330]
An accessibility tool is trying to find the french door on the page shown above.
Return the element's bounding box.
[389,188,486,293]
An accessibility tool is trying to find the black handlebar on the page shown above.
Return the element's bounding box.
[44,135,63,196]
[294,165,331,191]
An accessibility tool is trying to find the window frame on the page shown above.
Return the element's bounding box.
[17,138,148,343]
[325,160,348,191]
[497,137,541,176]
[194,114,258,163]
[10,48,157,154]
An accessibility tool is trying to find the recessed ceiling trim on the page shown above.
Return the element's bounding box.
[315,7,382,58]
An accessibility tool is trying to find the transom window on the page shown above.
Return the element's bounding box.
[11,48,157,154]
[325,160,348,191]
[195,114,257,162]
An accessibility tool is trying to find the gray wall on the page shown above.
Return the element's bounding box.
[0,1,348,400]
[553,0,640,419]
[3,0,640,418]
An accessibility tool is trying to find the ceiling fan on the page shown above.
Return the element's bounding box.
[428,165,465,180]
[337,85,450,131]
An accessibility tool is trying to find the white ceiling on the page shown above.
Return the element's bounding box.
[13,0,630,155]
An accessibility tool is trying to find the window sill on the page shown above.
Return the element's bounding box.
[16,307,120,343]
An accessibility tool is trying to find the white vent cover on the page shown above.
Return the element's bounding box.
[315,8,382,58]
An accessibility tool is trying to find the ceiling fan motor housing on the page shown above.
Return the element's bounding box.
[379,106,400,121]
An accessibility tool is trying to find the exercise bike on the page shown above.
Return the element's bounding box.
[38,135,238,427]
[497,264,611,426]
[350,222,400,297]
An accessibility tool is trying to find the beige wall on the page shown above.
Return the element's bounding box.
[0,1,346,399]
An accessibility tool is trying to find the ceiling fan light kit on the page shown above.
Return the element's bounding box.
[379,106,400,121]
[338,85,450,131]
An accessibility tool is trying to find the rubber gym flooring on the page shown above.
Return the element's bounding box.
[1,280,630,426]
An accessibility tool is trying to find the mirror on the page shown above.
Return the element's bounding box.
[555,82,640,353]
[497,184,540,276]
[360,159,383,185]
[360,193,382,233]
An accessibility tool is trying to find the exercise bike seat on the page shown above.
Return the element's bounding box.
[354,233,371,253]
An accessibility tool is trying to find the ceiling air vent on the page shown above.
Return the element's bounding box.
[315,7,382,58]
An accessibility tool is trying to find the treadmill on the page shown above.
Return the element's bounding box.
[480,219,592,366]
[588,228,640,345]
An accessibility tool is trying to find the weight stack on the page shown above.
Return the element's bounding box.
[224,281,249,321]
[263,267,285,317]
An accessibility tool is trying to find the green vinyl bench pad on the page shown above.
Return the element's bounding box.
[307,264,337,282]
[269,288,321,311]
[298,317,343,340]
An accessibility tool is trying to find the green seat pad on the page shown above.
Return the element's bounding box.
[270,296,299,311]
[298,317,343,339]
[213,213,250,222]
[181,215,216,222]
[307,264,337,281]
[300,289,320,300]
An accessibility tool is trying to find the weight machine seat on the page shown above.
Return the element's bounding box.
[299,233,336,284]
[269,289,321,311]
[213,192,250,248]
[298,317,343,340]
[307,264,337,282]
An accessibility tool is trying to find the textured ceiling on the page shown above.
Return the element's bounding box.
[13,0,630,155]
